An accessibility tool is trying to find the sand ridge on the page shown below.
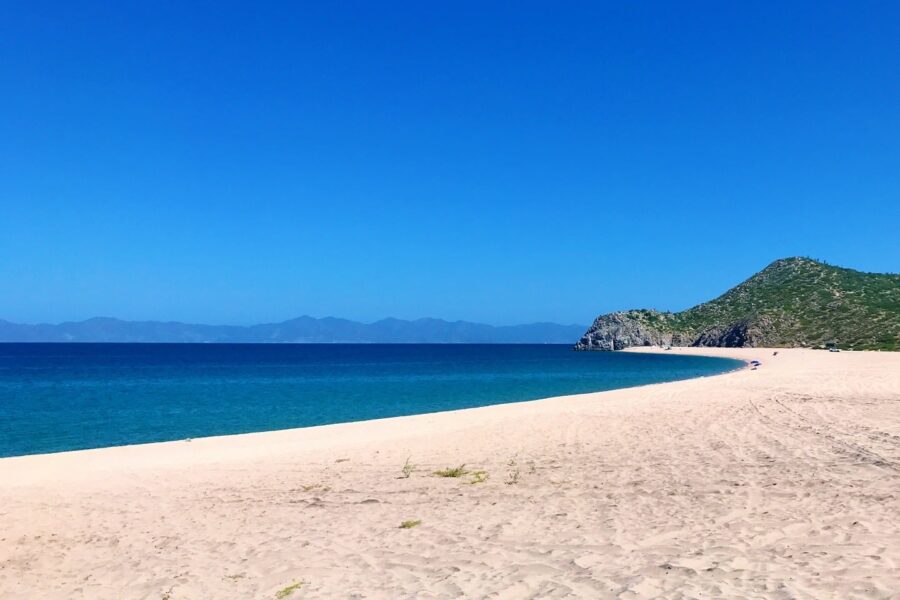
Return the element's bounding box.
[1,348,898,599]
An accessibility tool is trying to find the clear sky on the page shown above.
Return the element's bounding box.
[2,1,898,326]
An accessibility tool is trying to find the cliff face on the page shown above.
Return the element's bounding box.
[574,311,691,351]
[575,258,900,351]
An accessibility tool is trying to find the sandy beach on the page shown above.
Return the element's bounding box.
[1,347,898,599]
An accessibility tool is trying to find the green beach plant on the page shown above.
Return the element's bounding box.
[275,581,305,599]
[401,456,415,478]
[399,519,422,529]
[468,470,488,484]
[433,464,468,478]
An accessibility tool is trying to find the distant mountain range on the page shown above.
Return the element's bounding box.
[576,257,900,351]
[0,316,587,344]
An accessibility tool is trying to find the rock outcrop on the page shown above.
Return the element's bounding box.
[690,315,780,348]
[573,311,691,351]
[574,311,786,351]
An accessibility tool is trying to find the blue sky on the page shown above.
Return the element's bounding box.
[1,1,898,326]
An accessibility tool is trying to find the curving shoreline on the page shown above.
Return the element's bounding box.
[0,350,745,482]
[0,345,741,458]
[1,347,898,598]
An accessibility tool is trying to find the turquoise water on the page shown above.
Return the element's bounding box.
[0,344,742,457]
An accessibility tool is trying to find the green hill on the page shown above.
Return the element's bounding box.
[575,258,900,351]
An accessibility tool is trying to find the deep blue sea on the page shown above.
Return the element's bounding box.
[0,344,742,457]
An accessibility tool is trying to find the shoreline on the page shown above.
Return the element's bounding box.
[0,348,745,468]
[2,347,898,598]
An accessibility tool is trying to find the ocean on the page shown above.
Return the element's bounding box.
[0,343,742,457]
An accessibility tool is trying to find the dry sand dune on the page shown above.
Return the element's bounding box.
[1,348,898,599]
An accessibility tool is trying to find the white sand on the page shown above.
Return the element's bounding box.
[1,347,898,599]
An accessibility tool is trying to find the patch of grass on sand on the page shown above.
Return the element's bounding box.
[401,456,415,479]
[299,483,331,493]
[399,519,422,529]
[275,581,305,598]
[468,470,488,484]
[433,464,468,478]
